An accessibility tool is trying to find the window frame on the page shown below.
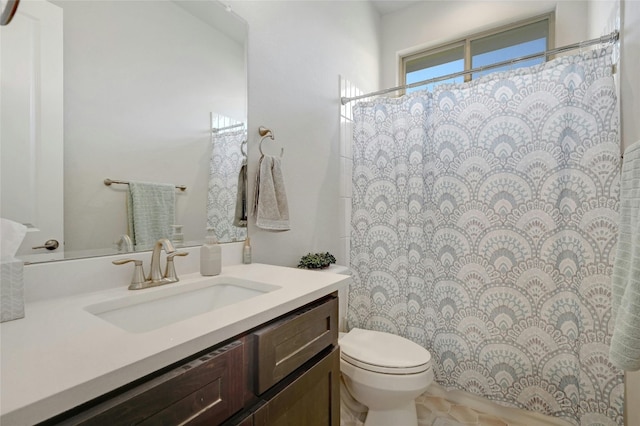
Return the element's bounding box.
[400,13,555,88]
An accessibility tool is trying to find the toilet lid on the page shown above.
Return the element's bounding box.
[340,328,431,374]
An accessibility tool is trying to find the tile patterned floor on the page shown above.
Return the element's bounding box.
[341,393,510,426]
[341,386,571,426]
[415,394,510,426]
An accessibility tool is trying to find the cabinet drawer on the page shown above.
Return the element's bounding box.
[62,341,244,426]
[253,297,338,394]
[253,347,340,426]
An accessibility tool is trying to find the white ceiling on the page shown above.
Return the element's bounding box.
[370,0,423,16]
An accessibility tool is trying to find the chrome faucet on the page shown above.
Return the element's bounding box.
[113,238,189,290]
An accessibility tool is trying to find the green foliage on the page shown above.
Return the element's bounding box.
[297,252,336,270]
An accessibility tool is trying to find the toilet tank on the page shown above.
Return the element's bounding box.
[326,264,351,275]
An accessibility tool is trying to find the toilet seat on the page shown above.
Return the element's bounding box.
[340,328,431,375]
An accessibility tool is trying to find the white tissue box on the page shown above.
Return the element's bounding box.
[1,259,25,322]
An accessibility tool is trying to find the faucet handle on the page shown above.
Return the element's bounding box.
[164,252,189,282]
[113,259,147,290]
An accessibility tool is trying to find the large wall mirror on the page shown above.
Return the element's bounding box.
[1,0,248,263]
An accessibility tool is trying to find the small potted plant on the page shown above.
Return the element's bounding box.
[297,252,336,270]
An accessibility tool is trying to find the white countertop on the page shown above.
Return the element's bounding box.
[0,263,350,425]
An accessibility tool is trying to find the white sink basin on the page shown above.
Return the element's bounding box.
[85,277,280,333]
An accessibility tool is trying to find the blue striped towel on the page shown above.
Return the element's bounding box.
[610,140,640,371]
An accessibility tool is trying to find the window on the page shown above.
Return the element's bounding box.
[402,14,553,93]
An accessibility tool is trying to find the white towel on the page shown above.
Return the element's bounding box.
[127,181,176,250]
[254,155,290,231]
[610,140,640,371]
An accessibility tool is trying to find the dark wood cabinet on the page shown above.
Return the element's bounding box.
[44,294,339,426]
[236,416,254,426]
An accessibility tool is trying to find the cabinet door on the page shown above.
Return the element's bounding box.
[253,348,340,426]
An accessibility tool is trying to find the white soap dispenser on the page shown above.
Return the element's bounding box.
[200,227,221,276]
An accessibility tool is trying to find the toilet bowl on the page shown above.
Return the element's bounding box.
[339,328,434,426]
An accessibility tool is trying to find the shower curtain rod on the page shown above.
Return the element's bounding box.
[341,30,619,105]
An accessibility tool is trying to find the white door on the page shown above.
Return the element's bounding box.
[0,0,64,261]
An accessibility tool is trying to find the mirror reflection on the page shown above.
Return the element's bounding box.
[0,0,248,263]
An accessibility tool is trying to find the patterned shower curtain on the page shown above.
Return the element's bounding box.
[207,129,248,242]
[348,48,624,425]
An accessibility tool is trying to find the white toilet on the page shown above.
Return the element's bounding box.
[339,328,434,426]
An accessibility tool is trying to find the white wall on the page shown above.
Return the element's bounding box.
[60,1,246,253]
[380,1,589,90]
[229,0,381,267]
[588,0,620,38]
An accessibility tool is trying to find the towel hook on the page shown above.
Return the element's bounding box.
[258,126,283,158]
[258,126,273,138]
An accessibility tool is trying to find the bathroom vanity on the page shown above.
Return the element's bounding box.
[47,295,339,425]
[0,262,348,426]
